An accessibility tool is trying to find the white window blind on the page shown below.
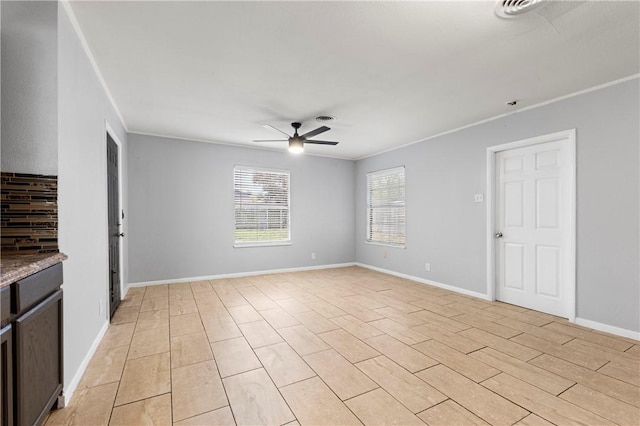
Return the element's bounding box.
[234,166,290,246]
[367,166,406,247]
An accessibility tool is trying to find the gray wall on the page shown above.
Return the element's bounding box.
[355,78,640,333]
[128,134,355,283]
[58,3,128,391]
[1,1,130,392]
[1,1,58,174]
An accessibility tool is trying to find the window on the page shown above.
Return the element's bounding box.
[367,166,406,247]
[234,166,290,246]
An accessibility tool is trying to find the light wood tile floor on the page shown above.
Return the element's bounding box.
[46,267,640,425]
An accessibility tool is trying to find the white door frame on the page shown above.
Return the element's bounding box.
[486,129,577,321]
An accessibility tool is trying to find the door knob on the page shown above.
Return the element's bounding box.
[118,233,125,237]
[495,232,503,238]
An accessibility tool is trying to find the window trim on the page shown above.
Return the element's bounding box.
[233,165,291,248]
[366,165,406,248]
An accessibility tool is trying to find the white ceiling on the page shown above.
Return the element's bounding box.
[69,1,639,160]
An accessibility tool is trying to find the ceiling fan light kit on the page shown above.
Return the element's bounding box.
[253,121,339,154]
[289,138,304,154]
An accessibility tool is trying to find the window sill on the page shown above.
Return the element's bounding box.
[365,240,406,249]
[234,241,292,248]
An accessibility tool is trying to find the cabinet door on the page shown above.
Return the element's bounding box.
[1,325,13,426]
[15,290,63,426]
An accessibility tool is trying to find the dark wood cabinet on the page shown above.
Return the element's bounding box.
[1,263,63,426]
[0,287,10,326]
[14,290,62,426]
[1,325,13,426]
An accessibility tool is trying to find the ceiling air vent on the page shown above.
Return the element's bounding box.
[315,115,335,122]
[495,0,546,18]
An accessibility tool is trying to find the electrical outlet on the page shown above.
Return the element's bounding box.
[425,262,431,272]
[311,253,316,260]
[474,193,484,203]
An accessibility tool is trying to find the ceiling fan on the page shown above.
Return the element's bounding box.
[253,122,339,153]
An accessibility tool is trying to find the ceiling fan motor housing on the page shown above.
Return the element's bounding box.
[291,122,302,138]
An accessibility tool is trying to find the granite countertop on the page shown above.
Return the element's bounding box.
[0,252,68,288]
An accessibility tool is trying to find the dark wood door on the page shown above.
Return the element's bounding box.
[1,324,13,426]
[15,290,63,426]
[107,133,121,317]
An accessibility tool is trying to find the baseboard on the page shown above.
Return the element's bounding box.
[575,317,640,341]
[355,263,639,341]
[127,262,357,289]
[121,284,129,299]
[355,262,491,301]
[63,320,109,405]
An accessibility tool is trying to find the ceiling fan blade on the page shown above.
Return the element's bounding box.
[262,124,291,138]
[253,139,287,142]
[301,126,330,139]
[304,140,339,145]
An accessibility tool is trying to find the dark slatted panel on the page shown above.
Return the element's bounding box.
[0,173,58,254]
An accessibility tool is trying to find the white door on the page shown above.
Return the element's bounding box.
[494,133,575,318]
